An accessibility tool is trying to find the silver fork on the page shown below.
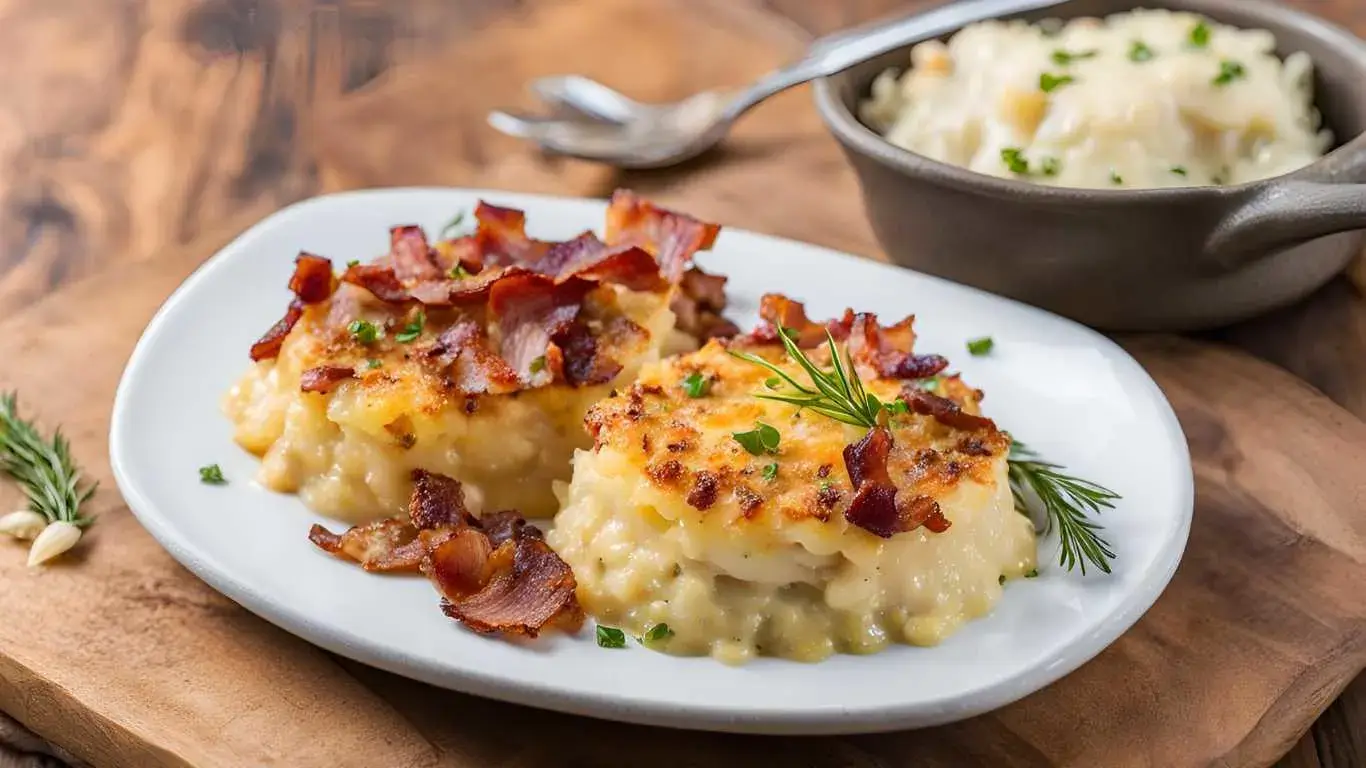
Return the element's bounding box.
[488,0,1070,169]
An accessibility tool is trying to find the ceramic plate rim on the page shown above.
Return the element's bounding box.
[109,187,1194,735]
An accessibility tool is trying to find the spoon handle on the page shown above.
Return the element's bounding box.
[728,0,1069,115]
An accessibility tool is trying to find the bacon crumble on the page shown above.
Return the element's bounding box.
[842,427,951,538]
[250,254,338,361]
[847,313,950,381]
[901,389,997,432]
[672,267,740,341]
[299,365,356,394]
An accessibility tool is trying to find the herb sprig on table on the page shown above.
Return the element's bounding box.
[0,392,97,566]
[729,330,1119,575]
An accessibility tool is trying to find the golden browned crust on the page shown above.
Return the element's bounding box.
[584,337,1009,529]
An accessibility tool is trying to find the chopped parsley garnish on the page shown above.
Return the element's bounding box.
[761,462,779,482]
[439,211,467,240]
[642,623,674,645]
[917,377,941,393]
[1040,157,1061,177]
[1189,20,1210,48]
[347,319,380,345]
[1213,60,1245,86]
[595,625,627,648]
[1110,171,1124,186]
[886,398,910,415]
[967,337,994,356]
[1001,147,1030,175]
[1171,166,1188,176]
[1128,41,1155,62]
[529,355,547,374]
[199,464,226,485]
[1039,73,1075,93]
[681,372,710,398]
[764,377,783,390]
[819,480,832,492]
[1025,569,1040,578]
[448,263,470,279]
[364,358,382,370]
[345,259,360,269]
[1051,49,1097,66]
[733,421,780,456]
[395,310,426,344]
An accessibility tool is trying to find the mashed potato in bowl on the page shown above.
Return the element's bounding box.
[859,9,1332,189]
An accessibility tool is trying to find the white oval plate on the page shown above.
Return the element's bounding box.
[110,188,1192,735]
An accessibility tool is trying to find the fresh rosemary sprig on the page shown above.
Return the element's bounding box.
[727,330,1119,575]
[727,328,896,428]
[0,392,96,527]
[1007,441,1117,575]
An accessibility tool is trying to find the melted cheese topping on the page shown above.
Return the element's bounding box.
[223,287,675,523]
[549,341,1038,663]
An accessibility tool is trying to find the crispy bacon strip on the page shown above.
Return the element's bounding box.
[308,470,584,638]
[431,533,585,637]
[427,319,523,395]
[289,253,339,302]
[308,519,426,573]
[901,389,996,432]
[477,509,544,546]
[475,202,552,267]
[672,267,739,341]
[533,232,667,292]
[300,365,356,393]
[744,294,854,348]
[250,300,304,361]
[410,469,475,530]
[250,254,339,361]
[604,190,719,282]
[846,313,949,381]
[410,470,584,636]
[341,263,411,303]
[842,427,950,537]
[488,274,593,387]
[390,225,443,284]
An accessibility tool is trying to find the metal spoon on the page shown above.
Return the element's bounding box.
[488,0,1070,169]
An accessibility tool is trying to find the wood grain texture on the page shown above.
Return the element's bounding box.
[1,0,1365,766]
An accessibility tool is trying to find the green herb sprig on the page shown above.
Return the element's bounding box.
[1039,73,1075,93]
[727,331,1119,575]
[0,393,96,527]
[439,211,468,240]
[728,329,893,428]
[1213,59,1246,86]
[395,310,426,344]
[1008,442,1117,574]
[681,372,710,398]
[733,422,781,455]
[1051,49,1098,66]
[1129,41,1155,62]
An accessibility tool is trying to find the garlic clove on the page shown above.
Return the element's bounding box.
[0,510,48,540]
[27,521,81,567]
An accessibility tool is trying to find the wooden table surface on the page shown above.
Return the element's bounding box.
[2,0,1365,765]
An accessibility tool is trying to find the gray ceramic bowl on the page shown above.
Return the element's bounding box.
[813,0,1366,331]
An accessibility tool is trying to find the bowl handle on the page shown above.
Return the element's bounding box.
[1203,180,1366,272]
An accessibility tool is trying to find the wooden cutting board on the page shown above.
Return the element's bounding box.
[3,1,1366,766]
